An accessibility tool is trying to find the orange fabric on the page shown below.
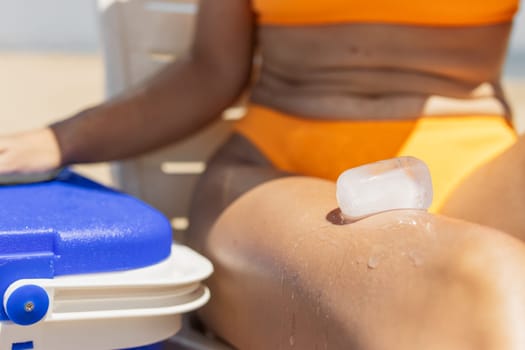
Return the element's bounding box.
[253,0,518,26]
[234,105,517,211]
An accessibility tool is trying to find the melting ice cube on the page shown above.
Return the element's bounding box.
[336,157,433,221]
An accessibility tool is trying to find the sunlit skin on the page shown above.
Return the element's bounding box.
[191,178,525,349]
[1,0,525,348]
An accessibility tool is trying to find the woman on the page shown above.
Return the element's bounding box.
[2,0,525,348]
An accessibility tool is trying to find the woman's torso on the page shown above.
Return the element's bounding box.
[249,0,518,120]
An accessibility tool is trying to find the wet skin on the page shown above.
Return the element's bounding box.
[189,174,525,349]
[185,130,525,349]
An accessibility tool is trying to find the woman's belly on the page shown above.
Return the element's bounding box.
[251,22,512,120]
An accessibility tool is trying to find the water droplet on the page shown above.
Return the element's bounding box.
[367,256,380,269]
[280,272,285,294]
[397,215,419,227]
[289,335,295,346]
[408,251,424,267]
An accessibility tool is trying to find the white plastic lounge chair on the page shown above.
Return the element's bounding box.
[97,1,241,348]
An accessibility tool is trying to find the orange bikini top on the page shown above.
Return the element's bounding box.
[253,0,519,26]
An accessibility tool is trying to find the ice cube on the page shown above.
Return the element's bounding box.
[336,157,433,221]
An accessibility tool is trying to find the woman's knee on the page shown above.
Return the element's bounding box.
[430,230,525,349]
[193,175,525,347]
[205,201,525,348]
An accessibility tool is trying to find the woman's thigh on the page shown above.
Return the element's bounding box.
[188,143,525,349]
[187,133,288,250]
[441,133,525,239]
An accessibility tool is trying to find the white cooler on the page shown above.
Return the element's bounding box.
[0,170,213,350]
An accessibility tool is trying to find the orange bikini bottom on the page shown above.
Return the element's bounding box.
[234,104,517,212]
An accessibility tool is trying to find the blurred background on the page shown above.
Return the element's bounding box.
[0,0,108,183]
[0,0,524,186]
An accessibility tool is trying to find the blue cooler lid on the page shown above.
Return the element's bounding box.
[0,170,173,320]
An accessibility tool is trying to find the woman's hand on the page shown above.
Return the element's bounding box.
[0,127,61,175]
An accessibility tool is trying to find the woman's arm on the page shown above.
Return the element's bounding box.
[0,0,255,172]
